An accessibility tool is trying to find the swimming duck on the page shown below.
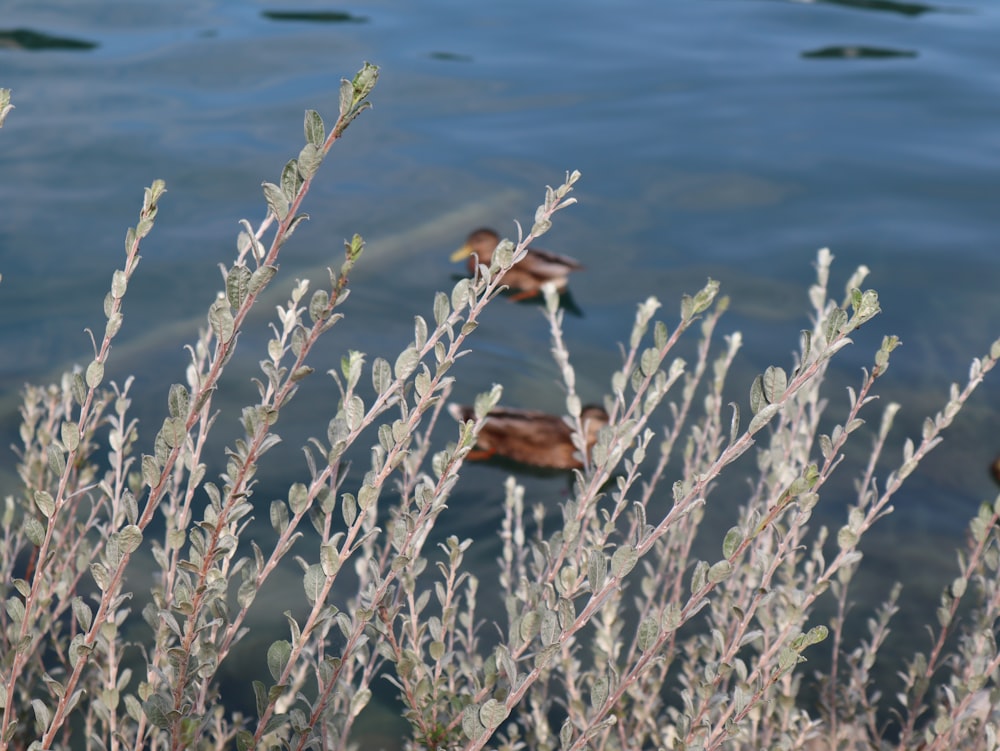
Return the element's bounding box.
[448,403,608,470]
[450,228,584,301]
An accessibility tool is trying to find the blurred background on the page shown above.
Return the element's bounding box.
[2,0,999,737]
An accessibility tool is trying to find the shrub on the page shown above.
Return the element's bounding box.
[1,66,999,751]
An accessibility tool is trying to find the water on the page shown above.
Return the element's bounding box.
[3,0,1000,737]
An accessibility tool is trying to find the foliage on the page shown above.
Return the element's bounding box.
[2,65,1000,751]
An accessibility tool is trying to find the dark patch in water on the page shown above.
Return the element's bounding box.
[429,51,474,62]
[811,0,937,16]
[0,28,98,51]
[802,45,918,59]
[261,10,368,23]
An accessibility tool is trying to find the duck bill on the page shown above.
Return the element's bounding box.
[449,243,473,262]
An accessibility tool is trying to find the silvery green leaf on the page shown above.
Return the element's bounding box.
[297,143,323,179]
[778,647,800,672]
[588,550,607,592]
[560,719,573,749]
[722,527,742,559]
[414,315,428,349]
[47,445,66,476]
[208,299,235,343]
[304,109,325,147]
[105,311,123,339]
[637,616,659,652]
[119,525,142,555]
[479,699,507,729]
[837,526,857,549]
[31,699,51,730]
[226,265,252,309]
[288,483,310,514]
[280,159,301,201]
[394,346,420,380]
[90,561,110,591]
[462,705,486,740]
[321,543,340,577]
[72,597,93,632]
[111,269,128,299]
[762,366,787,402]
[5,597,24,623]
[707,560,732,583]
[357,483,378,510]
[372,357,391,395]
[168,383,190,419]
[451,278,471,312]
[473,384,502,420]
[309,288,330,323]
[33,490,54,519]
[303,564,326,605]
[248,265,277,296]
[433,291,450,325]
[345,395,364,431]
[61,421,80,453]
[611,544,637,578]
[23,515,45,547]
[85,359,104,389]
[352,62,379,101]
[519,611,540,643]
[262,181,289,221]
[267,640,292,681]
[270,501,289,533]
[338,78,354,117]
[591,675,608,709]
[824,307,848,342]
[350,687,371,718]
[748,403,780,434]
[749,375,767,414]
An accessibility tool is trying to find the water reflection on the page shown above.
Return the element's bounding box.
[0,28,97,51]
[260,10,368,24]
[802,45,918,58]
[795,0,941,16]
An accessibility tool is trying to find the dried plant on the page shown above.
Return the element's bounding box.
[2,66,1000,751]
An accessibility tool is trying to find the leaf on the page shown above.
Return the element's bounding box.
[707,560,732,583]
[226,265,253,309]
[248,265,277,296]
[722,526,742,558]
[304,109,325,147]
[288,483,310,515]
[267,640,292,681]
[208,299,235,343]
[587,550,607,592]
[23,516,45,547]
[33,490,55,519]
[85,360,104,389]
[394,346,420,381]
[262,181,289,221]
[610,545,637,578]
[297,143,323,178]
[119,525,142,555]
[61,421,80,453]
[762,366,787,402]
[637,616,659,652]
[349,687,371,718]
[303,564,326,605]
[479,699,507,729]
[168,384,190,419]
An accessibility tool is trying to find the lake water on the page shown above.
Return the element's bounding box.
[3,0,1000,739]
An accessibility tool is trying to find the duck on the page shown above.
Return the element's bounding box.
[450,228,584,301]
[448,403,609,470]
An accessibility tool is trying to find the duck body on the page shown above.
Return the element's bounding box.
[448,403,608,470]
[450,228,583,300]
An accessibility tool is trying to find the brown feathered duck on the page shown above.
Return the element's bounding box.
[448,403,608,470]
[450,228,584,301]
